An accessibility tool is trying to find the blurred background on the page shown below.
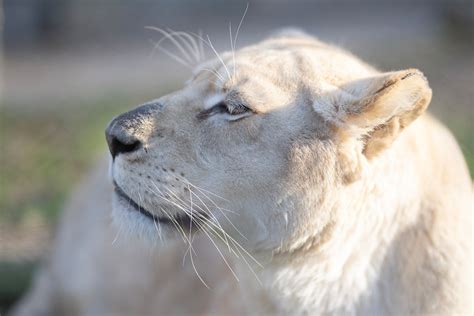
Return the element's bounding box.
[0,0,473,313]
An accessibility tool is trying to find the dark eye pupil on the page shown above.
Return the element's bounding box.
[215,101,228,113]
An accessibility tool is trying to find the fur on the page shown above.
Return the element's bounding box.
[12,30,472,316]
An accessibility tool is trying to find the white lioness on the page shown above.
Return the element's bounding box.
[12,30,472,316]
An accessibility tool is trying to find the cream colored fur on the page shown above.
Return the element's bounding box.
[12,30,472,316]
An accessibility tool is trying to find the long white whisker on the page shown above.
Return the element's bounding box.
[234,3,249,50]
[149,39,192,69]
[146,26,194,64]
[160,207,187,243]
[167,29,201,63]
[146,181,262,285]
[188,210,263,269]
[229,22,236,80]
[189,31,234,83]
[184,187,232,252]
[233,239,262,286]
[193,215,240,258]
[196,216,263,282]
[178,178,246,240]
[188,183,195,260]
[196,213,262,269]
[159,186,238,259]
[188,238,210,289]
[147,184,212,289]
[177,176,231,203]
[153,218,164,245]
[169,203,255,269]
[191,215,262,285]
[200,67,226,83]
[182,231,198,266]
[185,188,232,251]
[162,187,231,251]
[112,230,120,245]
[199,221,240,282]
[159,206,210,289]
[144,185,188,245]
[206,35,232,81]
[197,30,205,60]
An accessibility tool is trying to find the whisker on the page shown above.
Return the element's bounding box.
[232,239,262,286]
[185,188,231,252]
[199,220,240,282]
[234,3,249,50]
[177,176,231,203]
[146,26,194,64]
[160,186,238,259]
[190,215,259,285]
[178,177,246,240]
[206,35,232,81]
[187,183,194,260]
[198,29,205,60]
[193,214,240,258]
[159,207,210,289]
[182,233,198,266]
[164,186,233,253]
[229,22,236,79]
[200,67,226,83]
[149,39,192,69]
[146,181,263,285]
[112,230,120,245]
[147,184,212,289]
[163,185,233,250]
[188,238,210,289]
[153,217,164,245]
[167,28,202,63]
[160,207,187,243]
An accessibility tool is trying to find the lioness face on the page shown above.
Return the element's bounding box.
[107,32,430,254]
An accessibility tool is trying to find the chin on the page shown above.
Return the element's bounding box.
[111,194,185,245]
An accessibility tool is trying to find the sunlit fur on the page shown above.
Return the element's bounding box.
[13,29,472,316]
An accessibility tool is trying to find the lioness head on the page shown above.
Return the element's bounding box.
[106,30,431,255]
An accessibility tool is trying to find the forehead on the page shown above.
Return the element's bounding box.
[185,37,374,110]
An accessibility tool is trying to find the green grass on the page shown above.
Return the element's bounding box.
[0,97,133,224]
[452,123,474,178]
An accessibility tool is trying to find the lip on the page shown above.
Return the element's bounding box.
[113,182,204,228]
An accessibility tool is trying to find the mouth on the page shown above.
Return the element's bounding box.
[113,182,205,229]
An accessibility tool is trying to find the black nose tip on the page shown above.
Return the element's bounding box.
[105,102,162,159]
[105,119,142,159]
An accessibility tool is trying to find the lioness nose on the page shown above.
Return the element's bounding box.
[105,120,142,159]
[105,102,162,159]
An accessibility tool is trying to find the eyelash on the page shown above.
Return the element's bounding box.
[214,101,250,116]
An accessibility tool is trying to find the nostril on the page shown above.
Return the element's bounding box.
[105,122,143,159]
[111,137,141,157]
[105,102,161,159]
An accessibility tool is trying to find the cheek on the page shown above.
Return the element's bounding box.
[199,116,263,150]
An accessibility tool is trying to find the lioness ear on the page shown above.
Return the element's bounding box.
[317,69,432,182]
[343,69,431,154]
[344,69,431,158]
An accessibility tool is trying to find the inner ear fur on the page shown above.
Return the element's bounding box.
[336,69,432,181]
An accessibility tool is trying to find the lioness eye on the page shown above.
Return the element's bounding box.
[215,101,250,115]
[197,101,252,120]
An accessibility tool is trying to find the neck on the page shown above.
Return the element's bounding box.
[237,154,422,315]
